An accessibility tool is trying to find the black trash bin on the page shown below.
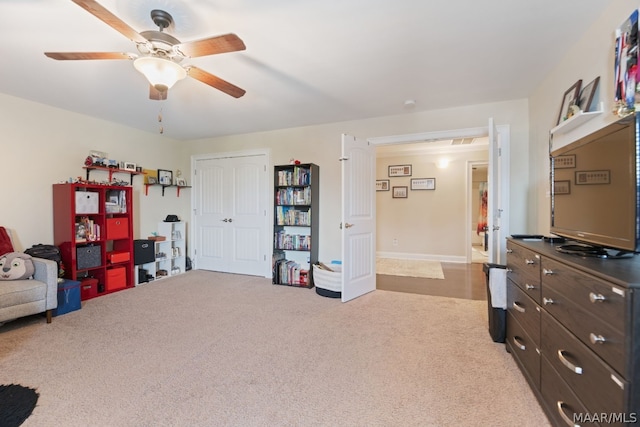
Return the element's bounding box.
[483,262,506,343]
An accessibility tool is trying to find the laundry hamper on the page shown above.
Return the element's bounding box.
[313,264,342,298]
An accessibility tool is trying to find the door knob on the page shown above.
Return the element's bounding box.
[344,223,354,228]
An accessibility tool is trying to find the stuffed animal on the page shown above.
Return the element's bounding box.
[0,252,35,280]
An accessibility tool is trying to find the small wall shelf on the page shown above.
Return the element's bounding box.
[83,166,144,185]
[550,102,604,135]
[144,184,192,197]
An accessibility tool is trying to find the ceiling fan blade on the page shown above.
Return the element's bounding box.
[71,0,147,44]
[149,85,168,101]
[187,66,246,98]
[45,52,132,60]
[175,34,246,58]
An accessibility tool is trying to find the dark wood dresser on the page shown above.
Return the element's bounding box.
[506,238,640,426]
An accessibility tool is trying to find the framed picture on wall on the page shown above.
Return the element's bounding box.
[376,179,390,191]
[410,178,436,190]
[388,164,412,177]
[392,186,408,198]
[557,80,582,125]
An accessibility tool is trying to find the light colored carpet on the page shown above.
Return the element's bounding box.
[376,257,445,279]
[0,270,549,427]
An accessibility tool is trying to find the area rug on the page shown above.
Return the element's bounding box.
[376,258,445,279]
[0,384,39,427]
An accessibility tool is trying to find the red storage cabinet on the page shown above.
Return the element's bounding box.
[53,183,134,300]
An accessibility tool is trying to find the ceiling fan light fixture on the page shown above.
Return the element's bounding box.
[133,56,186,92]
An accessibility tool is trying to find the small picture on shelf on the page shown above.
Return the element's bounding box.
[557,80,582,125]
[147,177,157,185]
[158,169,173,185]
[176,178,187,186]
[578,76,600,112]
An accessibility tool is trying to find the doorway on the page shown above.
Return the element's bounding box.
[369,122,509,265]
[470,162,489,264]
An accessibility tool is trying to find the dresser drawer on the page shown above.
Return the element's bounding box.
[506,312,540,389]
[541,257,627,332]
[507,242,541,303]
[542,284,626,376]
[507,279,541,347]
[540,357,598,427]
[541,311,627,416]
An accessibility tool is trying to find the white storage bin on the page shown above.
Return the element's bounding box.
[313,264,342,296]
[75,191,99,214]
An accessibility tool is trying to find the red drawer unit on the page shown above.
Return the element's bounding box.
[106,218,129,240]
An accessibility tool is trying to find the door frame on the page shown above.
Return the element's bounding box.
[367,123,510,264]
[190,148,272,277]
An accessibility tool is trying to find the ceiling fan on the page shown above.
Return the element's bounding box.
[45,0,246,100]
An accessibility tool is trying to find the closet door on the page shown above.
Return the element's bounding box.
[193,153,268,276]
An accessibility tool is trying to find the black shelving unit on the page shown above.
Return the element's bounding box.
[273,163,319,288]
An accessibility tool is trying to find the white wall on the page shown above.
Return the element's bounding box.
[0,93,191,250]
[183,98,528,263]
[529,2,634,234]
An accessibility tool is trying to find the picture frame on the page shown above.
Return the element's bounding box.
[176,178,187,187]
[158,169,173,186]
[388,164,412,177]
[147,177,157,185]
[376,179,390,191]
[121,161,137,172]
[575,170,610,185]
[392,186,408,198]
[553,154,576,169]
[410,178,436,190]
[554,180,571,195]
[557,80,582,125]
[578,76,600,112]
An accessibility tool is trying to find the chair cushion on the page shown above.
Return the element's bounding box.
[0,279,46,309]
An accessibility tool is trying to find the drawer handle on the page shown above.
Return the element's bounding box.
[589,333,606,345]
[542,297,554,305]
[543,268,554,275]
[589,292,606,303]
[512,301,526,313]
[506,249,513,253]
[525,258,535,265]
[525,284,535,290]
[506,268,513,273]
[557,350,583,374]
[556,401,579,427]
[512,336,526,351]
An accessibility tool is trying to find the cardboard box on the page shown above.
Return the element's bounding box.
[53,280,81,316]
[106,267,127,291]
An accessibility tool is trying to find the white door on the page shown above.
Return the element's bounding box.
[193,154,268,276]
[487,119,510,264]
[341,134,376,302]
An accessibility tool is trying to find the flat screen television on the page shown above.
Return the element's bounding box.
[550,112,640,255]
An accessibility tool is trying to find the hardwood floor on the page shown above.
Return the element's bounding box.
[376,262,488,301]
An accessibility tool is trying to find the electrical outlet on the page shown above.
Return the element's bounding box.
[393,238,398,246]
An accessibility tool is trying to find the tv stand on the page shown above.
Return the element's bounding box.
[555,242,635,259]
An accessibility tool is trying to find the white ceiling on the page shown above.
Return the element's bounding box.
[1,0,609,141]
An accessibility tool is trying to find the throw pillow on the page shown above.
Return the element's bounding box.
[0,252,35,280]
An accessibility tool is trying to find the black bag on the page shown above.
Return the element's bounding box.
[25,244,64,277]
